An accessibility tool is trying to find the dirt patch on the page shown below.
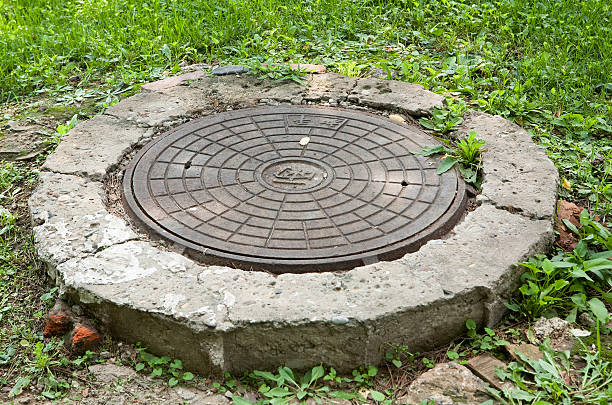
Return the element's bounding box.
[555,199,583,252]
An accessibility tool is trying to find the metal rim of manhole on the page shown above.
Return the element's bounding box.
[123,106,467,273]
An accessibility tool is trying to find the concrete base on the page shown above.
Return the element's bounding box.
[30,69,558,375]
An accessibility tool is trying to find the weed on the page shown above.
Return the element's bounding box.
[489,341,612,404]
[0,208,16,239]
[0,164,25,204]
[133,348,194,387]
[419,98,467,134]
[9,339,71,400]
[46,114,78,149]
[246,62,309,85]
[465,319,510,353]
[506,209,612,321]
[414,131,485,186]
[235,365,332,405]
[334,61,369,77]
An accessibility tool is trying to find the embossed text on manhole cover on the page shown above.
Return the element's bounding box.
[123,107,467,273]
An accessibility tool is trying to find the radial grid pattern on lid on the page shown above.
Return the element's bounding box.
[123,106,467,273]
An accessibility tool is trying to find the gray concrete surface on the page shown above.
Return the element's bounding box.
[30,69,559,375]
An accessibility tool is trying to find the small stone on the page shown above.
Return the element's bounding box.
[71,322,103,353]
[331,316,349,325]
[466,353,511,391]
[505,343,543,363]
[205,319,217,328]
[44,299,73,338]
[570,328,591,338]
[224,390,234,399]
[388,114,405,123]
[533,317,576,351]
[211,65,249,76]
[299,136,310,146]
[88,364,136,383]
[578,312,595,327]
[174,387,196,401]
[71,305,84,316]
[397,362,489,405]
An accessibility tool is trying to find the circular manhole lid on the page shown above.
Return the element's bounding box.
[123,106,466,273]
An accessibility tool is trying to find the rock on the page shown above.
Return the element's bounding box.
[211,65,249,75]
[570,328,591,338]
[197,394,231,404]
[71,321,103,353]
[174,386,197,401]
[88,363,136,383]
[43,299,73,337]
[556,200,583,252]
[397,362,491,405]
[289,63,326,74]
[118,343,137,364]
[388,114,406,123]
[71,305,84,316]
[141,71,208,92]
[17,395,32,404]
[466,354,511,391]
[578,312,595,327]
[533,317,576,351]
[100,351,112,359]
[331,316,349,325]
[0,125,49,161]
[505,343,543,363]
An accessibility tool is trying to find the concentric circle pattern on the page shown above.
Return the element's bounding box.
[123,107,466,272]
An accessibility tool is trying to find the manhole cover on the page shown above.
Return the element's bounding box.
[123,106,467,273]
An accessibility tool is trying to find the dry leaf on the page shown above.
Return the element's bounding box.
[562,178,571,190]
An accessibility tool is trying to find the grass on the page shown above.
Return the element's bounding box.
[1,0,611,402]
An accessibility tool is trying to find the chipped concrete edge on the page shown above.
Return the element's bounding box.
[29,69,558,375]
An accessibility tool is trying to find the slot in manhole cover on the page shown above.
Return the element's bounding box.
[123,106,467,273]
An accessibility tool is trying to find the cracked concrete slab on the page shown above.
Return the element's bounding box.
[30,68,558,375]
[42,115,152,180]
[29,172,137,269]
[104,91,195,128]
[304,73,358,102]
[458,112,559,219]
[348,77,444,116]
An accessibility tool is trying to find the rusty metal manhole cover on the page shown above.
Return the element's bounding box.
[123,106,466,273]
